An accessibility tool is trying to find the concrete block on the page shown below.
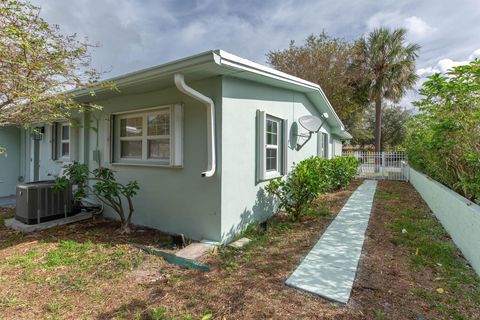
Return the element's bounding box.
[4,212,92,233]
[228,237,251,249]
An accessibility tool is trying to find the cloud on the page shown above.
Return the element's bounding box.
[28,0,480,92]
[404,16,436,39]
[366,13,436,40]
[417,47,480,77]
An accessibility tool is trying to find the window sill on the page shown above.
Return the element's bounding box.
[259,171,284,182]
[110,162,183,169]
[54,158,71,164]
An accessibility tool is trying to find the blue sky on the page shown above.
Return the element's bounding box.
[34,0,480,107]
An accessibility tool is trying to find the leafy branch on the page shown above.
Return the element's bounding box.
[55,163,139,233]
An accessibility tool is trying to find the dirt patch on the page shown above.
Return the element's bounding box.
[351,181,480,319]
[0,181,362,319]
[1,180,478,319]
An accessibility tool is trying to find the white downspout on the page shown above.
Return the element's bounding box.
[174,73,216,177]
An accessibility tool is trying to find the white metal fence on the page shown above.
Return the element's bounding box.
[342,151,408,181]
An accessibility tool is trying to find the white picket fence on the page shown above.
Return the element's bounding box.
[342,151,408,181]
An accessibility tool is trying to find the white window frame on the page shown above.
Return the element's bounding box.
[52,122,70,161]
[318,131,329,159]
[257,110,288,181]
[59,123,70,159]
[265,116,281,178]
[112,104,183,167]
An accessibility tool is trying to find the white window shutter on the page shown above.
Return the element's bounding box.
[257,110,266,181]
[282,119,288,175]
[171,104,184,167]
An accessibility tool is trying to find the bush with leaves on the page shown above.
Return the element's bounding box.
[329,156,360,190]
[406,60,480,203]
[55,163,139,233]
[266,156,359,221]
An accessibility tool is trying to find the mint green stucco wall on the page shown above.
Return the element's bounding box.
[219,77,335,242]
[0,127,21,197]
[84,77,223,241]
[15,74,343,243]
[23,121,82,182]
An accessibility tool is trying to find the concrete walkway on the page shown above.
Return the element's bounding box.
[285,180,378,304]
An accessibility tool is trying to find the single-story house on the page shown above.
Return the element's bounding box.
[0,50,351,243]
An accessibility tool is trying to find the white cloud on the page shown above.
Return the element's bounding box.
[418,47,480,77]
[437,58,469,72]
[365,11,401,31]
[469,48,480,59]
[28,0,480,83]
[404,16,436,39]
[416,66,439,77]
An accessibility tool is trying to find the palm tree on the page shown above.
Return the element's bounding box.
[352,27,420,152]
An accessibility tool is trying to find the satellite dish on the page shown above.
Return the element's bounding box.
[295,114,329,150]
[298,115,323,133]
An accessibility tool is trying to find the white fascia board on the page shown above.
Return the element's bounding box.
[332,130,353,140]
[216,50,321,89]
[69,51,219,98]
[215,50,346,131]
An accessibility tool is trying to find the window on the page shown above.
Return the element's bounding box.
[257,111,288,181]
[265,117,280,172]
[60,123,70,158]
[112,105,183,166]
[318,132,329,158]
[52,122,70,160]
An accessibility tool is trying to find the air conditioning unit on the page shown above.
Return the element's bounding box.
[15,180,73,225]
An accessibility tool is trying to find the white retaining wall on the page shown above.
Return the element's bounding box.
[409,167,480,275]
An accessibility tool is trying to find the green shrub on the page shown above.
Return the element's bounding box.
[406,60,480,203]
[329,156,360,190]
[266,155,358,221]
[54,163,139,233]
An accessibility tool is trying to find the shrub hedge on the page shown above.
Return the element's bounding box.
[265,155,359,221]
[406,60,480,203]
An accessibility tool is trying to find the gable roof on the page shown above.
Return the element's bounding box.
[71,49,352,139]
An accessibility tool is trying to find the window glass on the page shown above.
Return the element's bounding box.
[120,140,142,158]
[61,125,69,140]
[148,139,170,160]
[266,148,277,171]
[116,108,174,163]
[266,119,278,145]
[61,142,69,157]
[148,114,169,136]
[120,117,142,137]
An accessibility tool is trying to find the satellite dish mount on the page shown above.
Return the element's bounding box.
[296,113,329,150]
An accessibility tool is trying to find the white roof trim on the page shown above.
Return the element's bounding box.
[69,49,348,132]
[214,50,346,130]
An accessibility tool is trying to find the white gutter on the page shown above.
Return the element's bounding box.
[174,73,216,177]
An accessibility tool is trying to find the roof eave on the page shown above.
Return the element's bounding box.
[214,50,346,131]
[68,50,219,99]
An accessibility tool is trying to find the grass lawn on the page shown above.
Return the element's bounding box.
[0,180,479,319]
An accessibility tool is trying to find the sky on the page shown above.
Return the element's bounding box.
[33,0,480,108]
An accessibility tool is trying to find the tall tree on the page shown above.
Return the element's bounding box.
[352,28,419,152]
[357,105,411,150]
[267,32,369,136]
[0,0,105,127]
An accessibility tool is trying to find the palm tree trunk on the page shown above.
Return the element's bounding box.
[375,95,382,153]
[374,95,382,173]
